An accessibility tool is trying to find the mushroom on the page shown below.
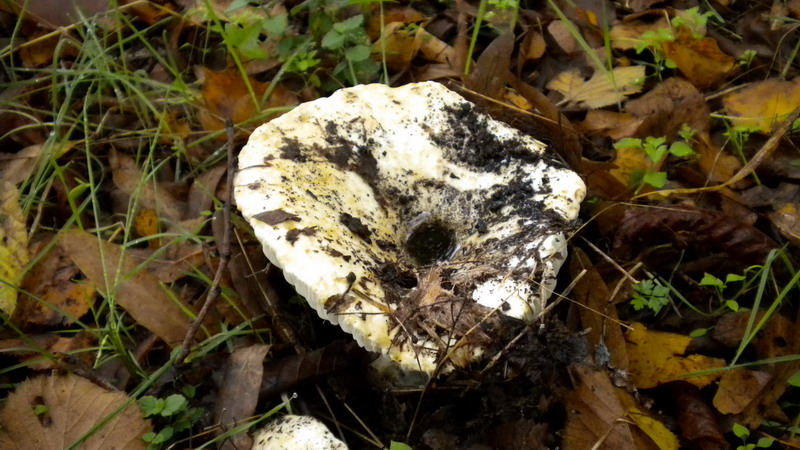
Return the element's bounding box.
[234,82,585,374]
[251,415,347,450]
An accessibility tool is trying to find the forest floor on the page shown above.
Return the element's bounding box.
[1,0,800,449]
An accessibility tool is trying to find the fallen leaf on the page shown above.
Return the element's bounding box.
[668,382,728,449]
[366,5,427,39]
[663,32,735,89]
[547,20,580,55]
[624,77,710,139]
[214,344,270,450]
[625,322,725,389]
[609,139,658,188]
[563,364,636,450]
[374,22,418,70]
[519,30,546,62]
[614,205,779,265]
[0,374,151,449]
[695,132,742,184]
[713,369,771,414]
[0,145,43,186]
[59,229,194,347]
[0,182,28,316]
[134,208,160,246]
[570,248,629,370]
[4,0,110,28]
[16,237,95,327]
[198,68,298,136]
[723,78,800,133]
[109,150,185,222]
[17,332,95,371]
[579,110,642,140]
[768,204,800,247]
[547,66,646,109]
[616,389,680,450]
[610,16,670,50]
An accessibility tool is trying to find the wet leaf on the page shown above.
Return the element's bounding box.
[548,66,646,110]
[0,374,151,449]
[59,229,194,347]
[625,322,725,389]
[723,78,800,133]
[0,183,27,316]
[669,382,727,449]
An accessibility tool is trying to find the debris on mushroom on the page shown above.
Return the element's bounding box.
[234,82,586,374]
[251,415,347,450]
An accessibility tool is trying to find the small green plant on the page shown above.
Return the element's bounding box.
[634,7,715,74]
[732,423,774,450]
[631,276,671,314]
[699,272,747,311]
[320,13,379,85]
[139,389,205,449]
[614,135,696,189]
[739,49,758,67]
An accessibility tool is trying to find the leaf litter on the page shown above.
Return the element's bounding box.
[1,0,800,448]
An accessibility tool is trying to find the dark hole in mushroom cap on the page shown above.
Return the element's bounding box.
[405,220,457,266]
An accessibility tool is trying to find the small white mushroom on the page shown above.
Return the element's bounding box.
[234,82,585,374]
[251,415,347,450]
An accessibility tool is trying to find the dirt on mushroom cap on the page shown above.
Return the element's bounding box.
[234,82,585,374]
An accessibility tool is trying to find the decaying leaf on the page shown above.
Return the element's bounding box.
[0,182,28,316]
[547,66,646,109]
[214,344,270,450]
[0,145,43,186]
[713,368,771,414]
[0,374,152,449]
[669,382,728,449]
[610,16,670,50]
[723,78,800,133]
[58,229,194,347]
[625,322,724,389]
[109,150,185,222]
[16,236,95,327]
[579,110,642,140]
[624,77,710,139]
[695,133,743,185]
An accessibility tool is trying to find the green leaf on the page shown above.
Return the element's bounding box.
[643,171,667,188]
[345,44,371,62]
[161,394,188,417]
[139,396,164,417]
[321,30,345,50]
[689,328,709,338]
[699,273,724,287]
[732,423,750,440]
[788,371,800,387]
[756,437,774,448]
[263,14,288,35]
[669,141,695,157]
[225,0,251,13]
[614,137,642,149]
[33,405,49,416]
[390,441,414,450]
[725,273,746,283]
[726,300,740,312]
[333,14,364,33]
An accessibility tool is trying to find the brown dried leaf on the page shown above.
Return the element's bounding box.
[579,110,642,140]
[625,322,725,389]
[614,206,779,265]
[768,205,800,247]
[610,17,670,50]
[547,20,579,55]
[695,133,742,185]
[198,68,298,135]
[723,78,800,133]
[570,248,629,369]
[59,229,194,347]
[109,150,185,222]
[563,364,636,450]
[215,344,270,450]
[0,145,43,186]
[663,33,735,89]
[16,237,95,326]
[713,369,771,414]
[548,66,646,109]
[624,77,710,139]
[0,374,151,449]
[669,382,727,449]
[5,0,110,29]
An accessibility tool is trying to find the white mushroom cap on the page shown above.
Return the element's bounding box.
[252,415,347,450]
[234,82,585,374]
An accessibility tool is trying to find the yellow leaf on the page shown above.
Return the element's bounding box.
[627,407,680,450]
[625,322,725,389]
[548,66,646,109]
[723,78,800,133]
[663,32,735,89]
[0,182,28,316]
